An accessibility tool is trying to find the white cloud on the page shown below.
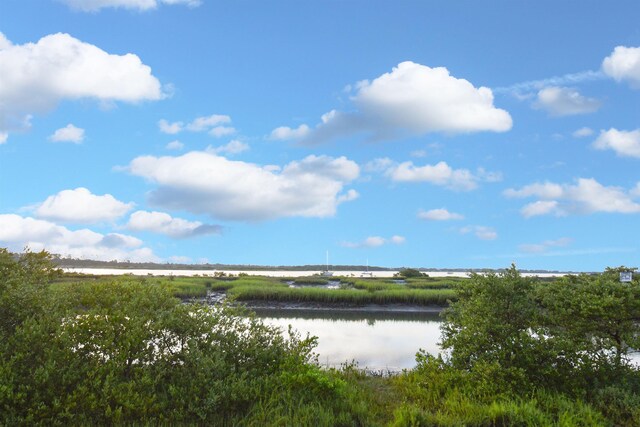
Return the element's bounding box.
[505,178,640,216]
[59,0,201,12]
[519,237,572,254]
[0,33,163,139]
[494,69,606,96]
[592,128,640,158]
[165,140,184,150]
[159,114,235,137]
[208,126,236,138]
[0,32,11,50]
[390,235,406,245]
[460,225,497,241]
[206,140,249,155]
[341,235,405,248]
[270,124,311,141]
[534,86,601,116]
[0,214,158,262]
[385,161,498,191]
[158,119,183,134]
[602,46,640,89]
[364,157,394,173]
[49,123,85,143]
[520,201,560,218]
[572,127,594,138]
[126,151,359,221]
[337,189,359,203]
[272,61,512,144]
[32,187,134,223]
[186,114,231,132]
[127,210,221,238]
[418,208,464,221]
[0,132,9,144]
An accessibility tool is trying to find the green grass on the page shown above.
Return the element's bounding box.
[291,277,330,285]
[228,284,455,305]
[54,273,459,305]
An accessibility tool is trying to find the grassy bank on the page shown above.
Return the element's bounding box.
[57,274,460,306]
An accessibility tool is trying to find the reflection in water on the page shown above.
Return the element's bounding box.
[254,309,443,371]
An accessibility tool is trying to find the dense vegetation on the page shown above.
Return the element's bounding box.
[2,249,639,425]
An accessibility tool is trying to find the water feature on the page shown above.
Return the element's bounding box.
[255,308,640,371]
[253,308,443,371]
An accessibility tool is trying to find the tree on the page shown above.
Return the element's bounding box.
[0,249,61,338]
[538,271,640,374]
[440,265,556,391]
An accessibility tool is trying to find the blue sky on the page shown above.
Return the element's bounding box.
[1,0,639,271]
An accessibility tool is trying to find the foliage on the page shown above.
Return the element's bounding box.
[395,268,427,278]
[437,264,640,425]
[3,251,640,425]
[0,250,366,425]
[0,249,62,339]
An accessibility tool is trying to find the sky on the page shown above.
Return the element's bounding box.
[1,0,639,271]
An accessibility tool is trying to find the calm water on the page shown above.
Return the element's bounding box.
[254,309,443,370]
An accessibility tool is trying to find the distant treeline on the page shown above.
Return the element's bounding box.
[52,255,572,274]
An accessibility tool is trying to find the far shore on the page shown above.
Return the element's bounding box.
[63,267,569,279]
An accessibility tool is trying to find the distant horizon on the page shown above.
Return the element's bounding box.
[55,255,590,274]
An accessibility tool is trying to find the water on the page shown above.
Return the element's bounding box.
[254,308,443,371]
[254,309,640,371]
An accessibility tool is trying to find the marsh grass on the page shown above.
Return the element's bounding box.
[55,273,460,305]
[291,277,331,285]
[227,284,455,305]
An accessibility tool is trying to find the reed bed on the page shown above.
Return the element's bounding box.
[291,277,330,285]
[227,285,455,305]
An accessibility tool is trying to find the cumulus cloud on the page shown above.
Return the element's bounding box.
[59,0,202,12]
[207,140,249,155]
[32,187,134,223]
[165,140,184,150]
[0,32,163,140]
[418,208,464,221]
[602,45,640,89]
[49,123,85,143]
[186,114,231,132]
[460,225,497,240]
[504,178,640,217]
[534,86,601,116]
[572,127,594,138]
[126,151,359,221]
[592,128,640,158]
[519,237,572,254]
[272,61,512,144]
[341,235,406,248]
[0,214,157,262]
[384,160,500,191]
[520,200,560,218]
[270,124,311,141]
[127,210,221,238]
[158,119,183,134]
[159,114,235,137]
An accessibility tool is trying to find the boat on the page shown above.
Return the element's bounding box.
[360,258,373,277]
[321,250,333,277]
